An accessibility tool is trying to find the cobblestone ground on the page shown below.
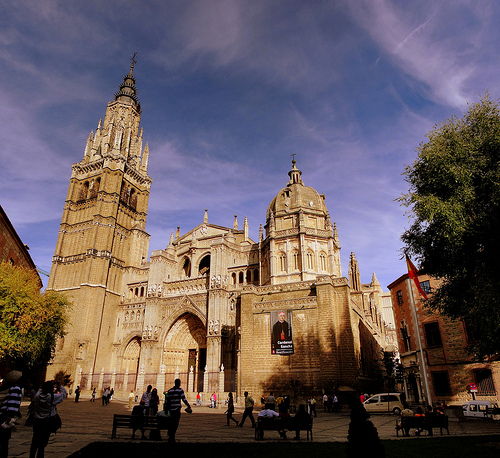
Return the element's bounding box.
[6,397,500,457]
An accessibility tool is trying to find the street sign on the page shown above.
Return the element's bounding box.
[469,383,477,392]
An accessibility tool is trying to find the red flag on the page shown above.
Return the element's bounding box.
[406,255,428,300]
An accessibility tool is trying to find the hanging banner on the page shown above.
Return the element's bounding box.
[270,310,294,355]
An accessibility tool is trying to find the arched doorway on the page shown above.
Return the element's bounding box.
[121,337,141,390]
[162,313,206,392]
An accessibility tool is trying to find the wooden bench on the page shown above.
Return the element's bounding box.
[396,415,449,437]
[111,414,169,439]
[254,417,313,441]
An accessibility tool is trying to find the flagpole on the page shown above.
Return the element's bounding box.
[406,277,432,406]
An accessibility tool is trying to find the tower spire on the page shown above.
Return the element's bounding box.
[114,53,140,111]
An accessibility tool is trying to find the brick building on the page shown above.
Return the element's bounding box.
[0,204,39,274]
[388,271,499,406]
[46,63,393,402]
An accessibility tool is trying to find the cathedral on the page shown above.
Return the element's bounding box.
[47,63,391,401]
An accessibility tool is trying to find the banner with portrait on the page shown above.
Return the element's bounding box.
[270,310,294,355]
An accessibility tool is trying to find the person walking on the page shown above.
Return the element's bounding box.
[128,390,134,409]
[164,379,192,444]
[29,380,67,458]
[150,388,160,416]
[90,388,96,402]
[225,392,239,426]
[238,391,256,428]
[0,371,23,458]
[140,385,152,415]
[74,386,80,403]
[309,396,317,417]
[102,387,109,406]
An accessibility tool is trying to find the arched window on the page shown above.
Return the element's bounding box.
[182,258,191,278]
[120,182,129,204]
[140,286,144,297]
[79,181,89,201]
[254,269,259,284]
[246,270,252,283]
[279,253,287,272]
[293,251,300,271]
[129,188,137,210]
[320,252,327,271]
[232,272,237,285]
[306,251,314,270]
[198,255,211,276]
[239,272,244,284]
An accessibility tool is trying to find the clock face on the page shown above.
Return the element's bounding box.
[309,201,313,206]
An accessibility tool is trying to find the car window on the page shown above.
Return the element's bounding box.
[366,396,379,403]
[380,395,389,402]
[470,404,477,411]
[388,395,399,402]
[479,405,487,412]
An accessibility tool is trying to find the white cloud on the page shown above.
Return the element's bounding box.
[348,0,500,108]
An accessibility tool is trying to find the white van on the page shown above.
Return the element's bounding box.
[462,400,498,418]
[363,393,404,415]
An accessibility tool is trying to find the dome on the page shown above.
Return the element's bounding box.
[266,160,329,220]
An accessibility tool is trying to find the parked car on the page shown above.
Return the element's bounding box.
[363,393,404,415]
[462,400,498,418]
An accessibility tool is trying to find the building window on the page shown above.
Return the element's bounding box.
[396,290,403,305]
[432,371,451,396]
[293,251,300,270]
[319,252,327,271]
[424,322,442,347]
[400,322,411,352]
[279,253,287,272]
[463,318,478,343]
[474,369,496,396]
[306,251,314,270]
[419,280,431,294]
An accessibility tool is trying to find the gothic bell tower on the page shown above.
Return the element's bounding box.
[47,58,152,380]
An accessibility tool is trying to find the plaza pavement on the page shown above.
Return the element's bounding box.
[6,395,500,457]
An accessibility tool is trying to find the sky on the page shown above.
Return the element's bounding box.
[1,0,500,290]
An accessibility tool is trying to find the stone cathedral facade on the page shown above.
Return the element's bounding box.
[47,64,391,401]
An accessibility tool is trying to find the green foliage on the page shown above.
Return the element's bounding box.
[400,94,500,356]
[0,262,70,373]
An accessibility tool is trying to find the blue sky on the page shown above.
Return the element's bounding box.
[1,0,499,290]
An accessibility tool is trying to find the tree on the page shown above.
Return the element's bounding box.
[0,262,70,373]
[400,94,500,357]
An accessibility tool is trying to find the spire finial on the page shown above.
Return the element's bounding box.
[288,154,303,185]
[129,52,138,76]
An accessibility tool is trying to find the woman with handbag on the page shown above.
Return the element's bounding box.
[29,380,67,458]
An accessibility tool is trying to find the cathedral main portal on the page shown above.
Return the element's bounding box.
[162,313,207,392]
